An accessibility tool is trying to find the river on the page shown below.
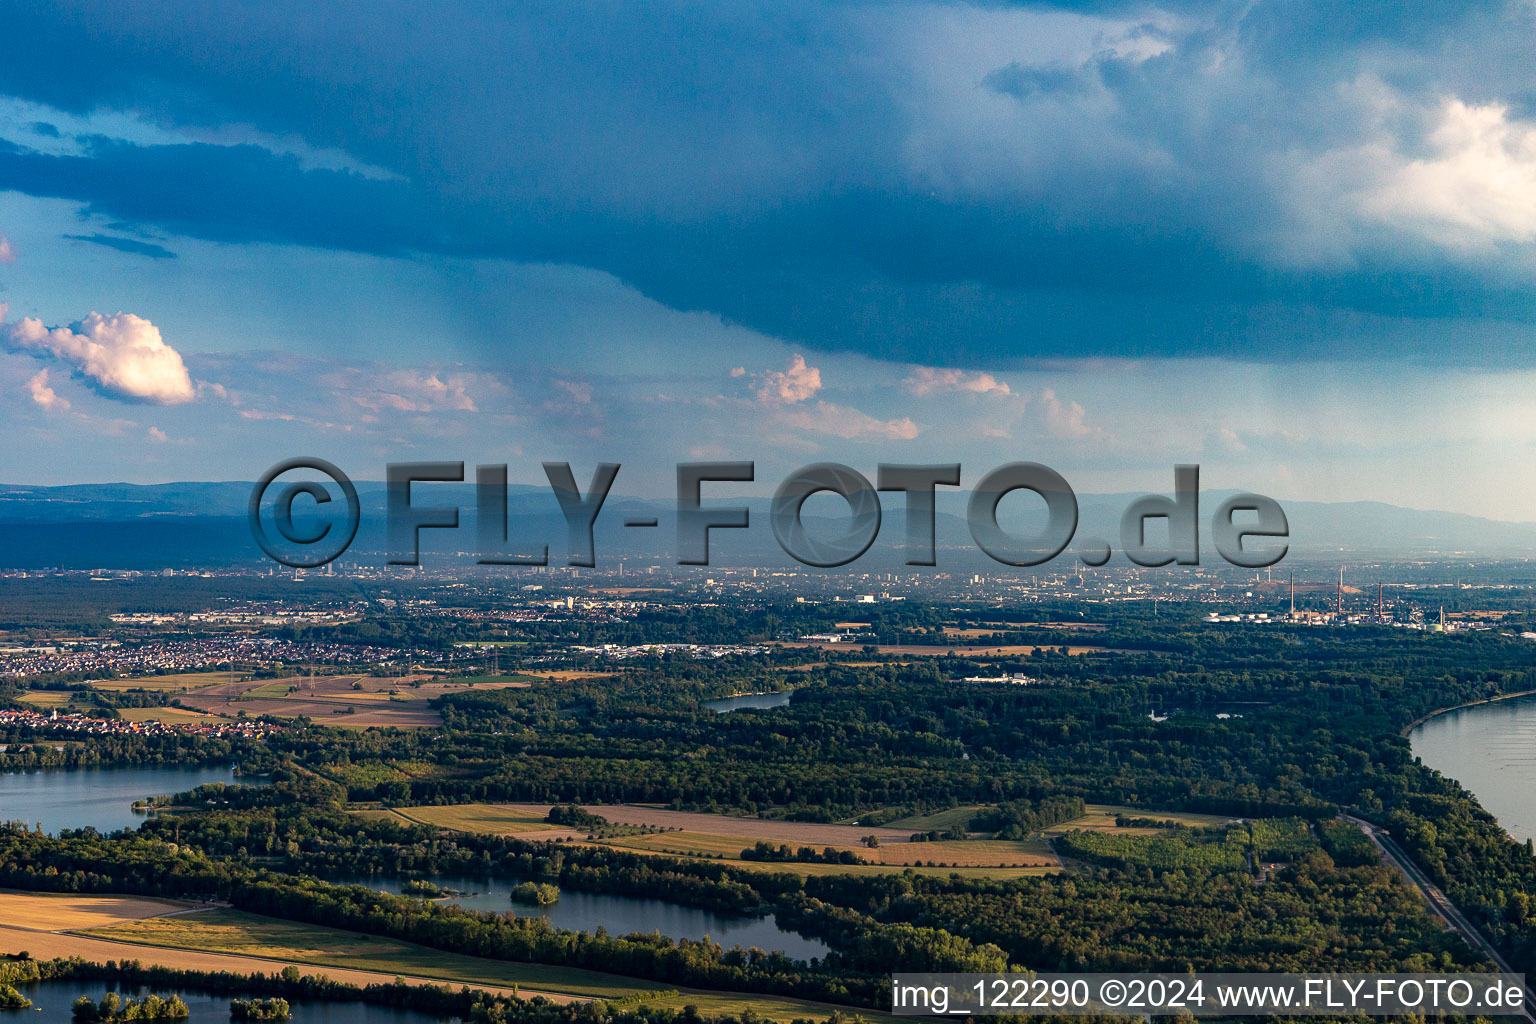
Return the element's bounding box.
[1410,694,1536,844]
[336,872,829,960]
[0,765,258,834]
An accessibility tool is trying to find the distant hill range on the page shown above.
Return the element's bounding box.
[0,480,1532,569]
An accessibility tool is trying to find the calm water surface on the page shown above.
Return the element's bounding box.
[1411,694,1536,843]
[14,980,455,1024]
[338,873,829,960]
[0,765,257,834]
[703,690,792,713]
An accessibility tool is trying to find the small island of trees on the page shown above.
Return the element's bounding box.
[72,992,190,1022]
[230,996,292,1020]
[509,881,560,905]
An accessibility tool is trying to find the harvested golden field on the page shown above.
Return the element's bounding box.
[586,839,1056,879]
[597,831,758,857]
[0,923,545,1002]
[81,910,639,999]
[866,838,1056,866]
[597,831,1055,868]
[501,803,919,845]
[389,803,566,834]
[0,889,199,930]
[77,910,889,1019]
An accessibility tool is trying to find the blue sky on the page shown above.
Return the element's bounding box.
[3,1,1536,517]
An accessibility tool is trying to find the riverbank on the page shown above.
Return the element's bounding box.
[1401,687,1536,737]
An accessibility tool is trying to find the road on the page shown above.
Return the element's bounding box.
[1344,814,1535,1024]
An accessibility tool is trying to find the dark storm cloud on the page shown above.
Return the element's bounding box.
[3,0,1536,366]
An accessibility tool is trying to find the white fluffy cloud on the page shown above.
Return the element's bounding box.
[1359,98,1536,248]
[25,369,68,410]
[905,366,1011,396]
[5,311,195,404]
[348,369,479,413]
[1039,387,1093,438]
[755,354,822,404]
[781,401,919,440]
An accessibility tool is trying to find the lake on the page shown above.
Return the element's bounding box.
[13,979,455,1024]
[1410,694,1536,844]
[337,872,829,960]
[0,764,258,834]
[703,690,793,713]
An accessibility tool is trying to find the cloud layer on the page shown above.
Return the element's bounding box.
[3,2,1536,366]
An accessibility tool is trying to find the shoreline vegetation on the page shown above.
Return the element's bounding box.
[1400,686,1536,737]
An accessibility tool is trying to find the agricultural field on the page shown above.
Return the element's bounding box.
[0,924,548,1002]
[90,672,241,692]
[501,803,920,846]
[115,706,223,724]
[591,838,1058,878]
[80,909,636,996]
[1040,804,1238,837]
[78,910,887,1020]
[178,673,443,728]
[886,805,988,831]
[243,681,298,699]
[418,673,534,691]
[598,830,1057,869]
[168,672,557,728]
[382,801,1057,875]
[16,690,72,707]
[0,889,200,930]
[386,803,567,835]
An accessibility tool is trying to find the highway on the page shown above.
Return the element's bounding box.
[1344,814,1535,1024]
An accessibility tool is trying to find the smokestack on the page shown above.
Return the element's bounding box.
[1378,583,1383,621]
[1290,571,1295,617]
[1337,567,1343,618]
